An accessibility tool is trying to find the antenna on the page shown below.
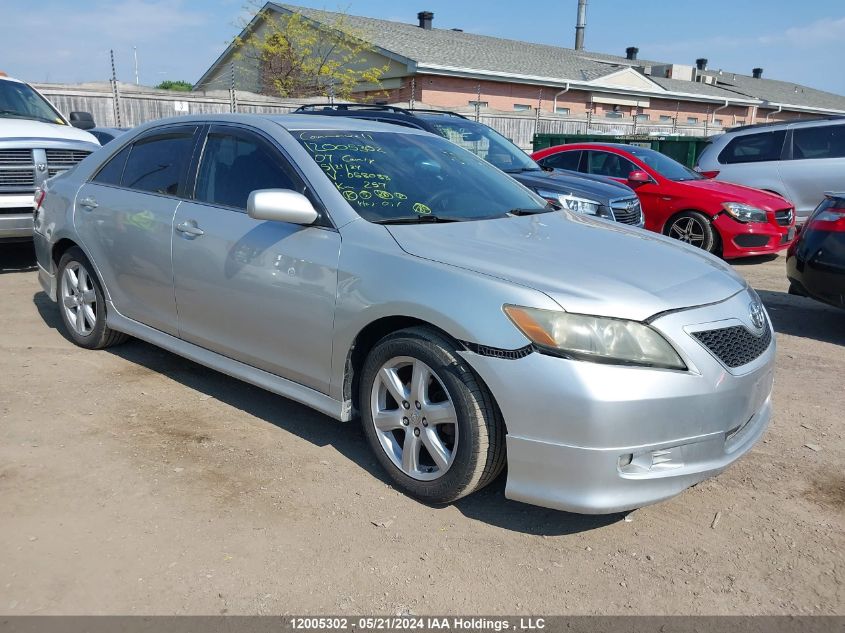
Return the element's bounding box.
[133,46,139,85]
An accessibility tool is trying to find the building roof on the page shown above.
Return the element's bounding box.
[197,3,845,114]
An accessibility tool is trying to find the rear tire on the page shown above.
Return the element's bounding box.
[665,211,719,254]
[57,247,128,349]
[359,326,505,504]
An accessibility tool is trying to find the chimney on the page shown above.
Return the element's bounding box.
[695,58,708,71]
[752,67,763,79]
[574,0,587,50]
[626,47,639,60]
[417,11,433,29]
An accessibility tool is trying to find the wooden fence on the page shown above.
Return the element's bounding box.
[35,82,719,150]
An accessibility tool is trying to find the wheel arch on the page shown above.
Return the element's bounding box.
[342,316,505,429]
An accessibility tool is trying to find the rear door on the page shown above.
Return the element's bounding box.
[778,123,845,219]
[536,150,581,174]
[74,125,200,335]
[171,124,340,394]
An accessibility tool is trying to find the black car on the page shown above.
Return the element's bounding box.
[89,127,128,145]
[293,105,643,226]
[787,192,845,309]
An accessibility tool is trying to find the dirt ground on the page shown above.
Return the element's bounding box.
[0,242,842,616]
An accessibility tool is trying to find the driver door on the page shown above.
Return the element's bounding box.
[171,124,340,394]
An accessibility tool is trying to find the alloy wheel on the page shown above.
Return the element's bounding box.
[60,261,97,336]
[370,356,459,481]
[668,216,706,247]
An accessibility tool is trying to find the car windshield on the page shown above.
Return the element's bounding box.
[417,116,541,174]
[295,129,548,223]
[0,80,65,125]
[625,146,703,181]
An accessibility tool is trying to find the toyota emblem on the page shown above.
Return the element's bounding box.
[749,301,765,330]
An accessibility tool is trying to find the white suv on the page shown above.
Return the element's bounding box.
[0,73,99,242]
[695,117,845,221]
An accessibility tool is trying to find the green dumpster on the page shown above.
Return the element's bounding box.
[532,134,712,169]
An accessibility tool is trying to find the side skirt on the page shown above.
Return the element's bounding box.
[106,303,351,422]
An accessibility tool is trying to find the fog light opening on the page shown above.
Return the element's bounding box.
[618,453,633,468]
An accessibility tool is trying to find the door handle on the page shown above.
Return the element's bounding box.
[175,221,205,237]
[79,196,98,209]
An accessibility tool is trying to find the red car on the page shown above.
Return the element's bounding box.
[532,143,796,259]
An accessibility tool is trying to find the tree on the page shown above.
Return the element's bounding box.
[234,6,388,99]
[156,80,193,91]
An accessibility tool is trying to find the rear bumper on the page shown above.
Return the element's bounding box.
[460,289,775,514]
[714,213,795,259]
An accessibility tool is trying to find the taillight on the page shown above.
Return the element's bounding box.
[698,170,720,179]
[807,209,845,232]
[34,187,46,212]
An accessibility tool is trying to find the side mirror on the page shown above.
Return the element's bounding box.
[627,170,651,184]
[69,111,95,130]
[247,189,318,225]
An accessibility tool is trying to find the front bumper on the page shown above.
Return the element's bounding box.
[460,289,775,514]
[715,213,794,259]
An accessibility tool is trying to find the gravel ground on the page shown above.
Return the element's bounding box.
[0,243,842,615]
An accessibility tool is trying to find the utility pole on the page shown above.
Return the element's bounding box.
[110,49,122,127]
[133,46,139,85]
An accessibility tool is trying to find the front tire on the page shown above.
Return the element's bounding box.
[665,211,719,253]
[57,247,128,349]
[359,327,505,504]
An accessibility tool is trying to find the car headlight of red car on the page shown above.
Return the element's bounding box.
[722,202,768,223]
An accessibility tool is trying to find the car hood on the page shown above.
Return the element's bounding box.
[386,211,746,321]
[511,169,635,202]
[0,118,99,145]
[677,178,791,210]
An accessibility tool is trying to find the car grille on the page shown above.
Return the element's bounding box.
[692,321,772,368]
[610,197,643,225]
[0,148,90,193]
[45,149,91,166]
[0,149,33,166]
[774,208,794,226]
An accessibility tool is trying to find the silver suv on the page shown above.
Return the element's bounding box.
[696,117,845,221]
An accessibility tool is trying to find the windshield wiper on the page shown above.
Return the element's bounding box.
[508,203,557,216]
[503,167,543,174]
[373,215,464,225]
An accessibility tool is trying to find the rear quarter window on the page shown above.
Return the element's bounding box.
[792,124,845,160]
[718,130,786,164]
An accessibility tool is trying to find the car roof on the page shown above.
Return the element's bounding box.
[129,113,435,136]
[0,74,25,84]
[724,115,845,135]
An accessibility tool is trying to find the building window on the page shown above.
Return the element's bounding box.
[713,118,723,126]
[736,119,746,126]
[659,115,673,123]
[469,100,488,109]
[634,113,650,122]
[605,111,623,119]
[687,116,699,124]
[513,104,532,112]
[555,106,571,115]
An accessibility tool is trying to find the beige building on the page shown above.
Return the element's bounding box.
[196,3,845,130]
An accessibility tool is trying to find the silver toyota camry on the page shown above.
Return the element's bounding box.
[33,114,775,514]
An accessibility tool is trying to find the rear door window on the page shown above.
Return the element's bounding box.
[92,145,131,186]
[791,124,845,160]
[538,151,581,171]
[121,128,198,196]
[718,130,786,164]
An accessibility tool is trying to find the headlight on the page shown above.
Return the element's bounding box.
[503,305,686,370]
[536,189,612,220]
[722,202,768,223]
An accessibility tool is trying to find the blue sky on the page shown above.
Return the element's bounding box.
[2,0,844,95]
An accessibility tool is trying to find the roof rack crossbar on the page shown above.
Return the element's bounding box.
[293,103,413,114]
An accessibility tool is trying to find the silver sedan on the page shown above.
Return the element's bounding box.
[32,114,774,514]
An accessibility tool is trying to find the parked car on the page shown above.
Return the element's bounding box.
[695,117,845,221]
[34,114,774,514]
[532,142,796,259]
[89,127,128,145]
[786,192,845,309]
[0,72,99,242]
[293,105,644,226]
